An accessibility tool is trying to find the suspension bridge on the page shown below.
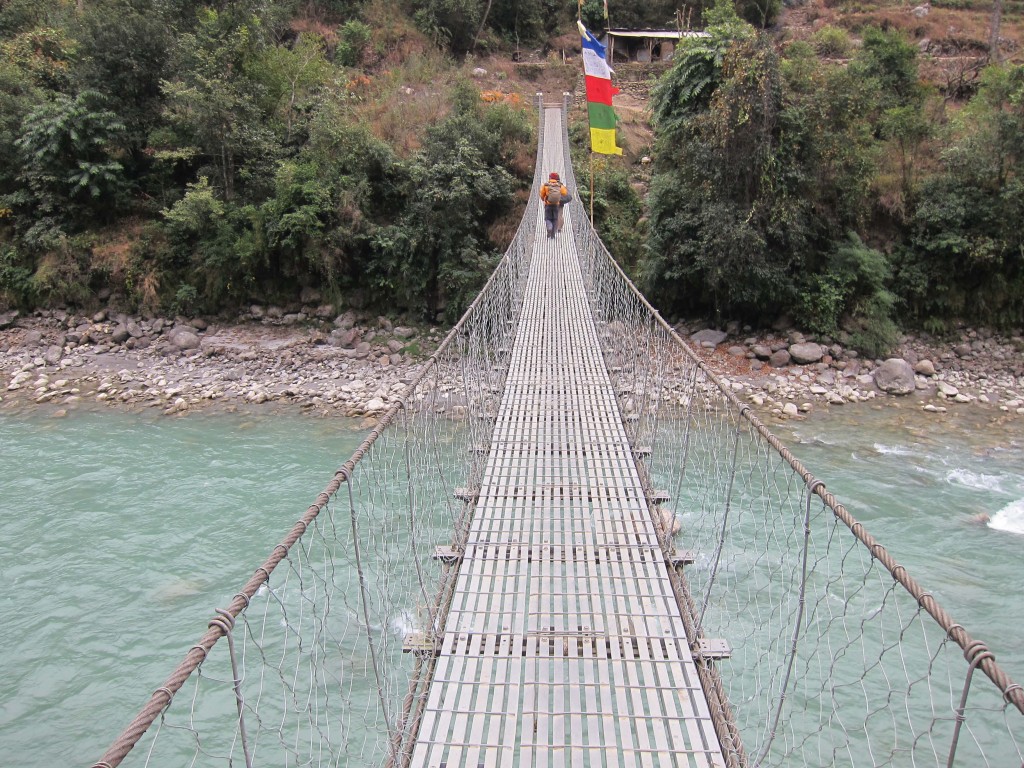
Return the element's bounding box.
[92,99,1023,768]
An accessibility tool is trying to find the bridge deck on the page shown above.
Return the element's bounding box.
[409,108,726,767]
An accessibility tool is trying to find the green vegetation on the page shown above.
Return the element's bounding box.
[642,1,1024,350]
[0,0,534,320]
[1,0,1021,351]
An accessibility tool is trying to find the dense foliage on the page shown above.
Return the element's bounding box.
[0,0,533,320]
[3,0,1021,343]
[644,2,1024,351]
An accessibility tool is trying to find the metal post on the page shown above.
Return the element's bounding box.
[208,609,254,768]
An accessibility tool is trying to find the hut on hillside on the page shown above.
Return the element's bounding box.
[604,29,709,63]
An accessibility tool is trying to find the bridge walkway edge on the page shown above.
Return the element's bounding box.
[407,106,728,768]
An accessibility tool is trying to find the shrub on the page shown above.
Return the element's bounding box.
[796,234,898,355]
[811,26,852,57]
[11,90,127,238]
[171,283,199,315]
[0,246,34,307]
[337,20,372,66]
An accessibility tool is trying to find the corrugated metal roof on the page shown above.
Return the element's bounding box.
[605,29,709,39]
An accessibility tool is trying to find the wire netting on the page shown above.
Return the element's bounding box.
[568,115,1024,764]
[91,98,546,768]
[93,97,1023,768]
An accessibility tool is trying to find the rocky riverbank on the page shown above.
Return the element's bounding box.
[0,307,442,418]
[676,321,1024,420]
[2,307,1023,420]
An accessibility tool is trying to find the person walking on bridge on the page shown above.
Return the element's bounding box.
[540,171,570,239]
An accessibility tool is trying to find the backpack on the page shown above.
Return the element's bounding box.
[546,180,562,205]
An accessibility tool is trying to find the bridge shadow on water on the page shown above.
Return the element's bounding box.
[92,98,1024,768]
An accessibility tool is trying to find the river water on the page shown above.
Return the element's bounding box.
[1,403,1022,765]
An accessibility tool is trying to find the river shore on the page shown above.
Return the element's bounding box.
[1,307,1022,421]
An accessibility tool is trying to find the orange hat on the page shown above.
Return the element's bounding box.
[549,172,560,180]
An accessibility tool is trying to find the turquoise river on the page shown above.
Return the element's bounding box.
[0,403,1022,765]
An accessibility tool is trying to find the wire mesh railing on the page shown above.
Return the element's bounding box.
[91,95,1023,768]
[566,97,1024,765]
[90,95,546,768]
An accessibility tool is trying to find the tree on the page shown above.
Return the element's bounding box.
[647,27,805,319]
[644,4,897,343]
[1,26,78,91]
[0,56,45,195]
[74,0,173,148]
[858,27,924,110]
[795,234,897,356]
[650,1,751,146]
[370,92,528,320]
[159,8,279,202]
[9,90,127,245]
[990,0,1003,63]
[245,33,332,145]
[897,64,1024,327]
[413,0,482,54]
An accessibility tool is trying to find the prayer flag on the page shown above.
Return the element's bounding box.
[578,21,622,156]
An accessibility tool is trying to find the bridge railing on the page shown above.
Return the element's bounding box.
[563,98,1024,765]
[90,96,546,768]
[92,95,1024,768]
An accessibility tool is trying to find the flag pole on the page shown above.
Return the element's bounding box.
[595,0,607,227]
[590,153,595,225]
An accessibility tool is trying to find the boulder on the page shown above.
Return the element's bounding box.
[751,345,772,360]
[690,328,728,347]
[394,326,416,339]
[873,358,916,395]
[0,310,18,329]
[768,349,792,368]
[789,342,824,365]
[170,329,202,351]
[43,345,63,366]
[329,328,359,349]
[111,326,131,344]
[914,359,936,376]
[334,311,357,330]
